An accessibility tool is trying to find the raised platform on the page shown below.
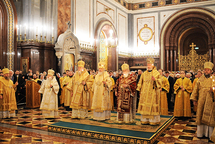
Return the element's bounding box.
[48,112,174,144]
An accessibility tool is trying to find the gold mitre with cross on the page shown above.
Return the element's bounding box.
[98,62,106,69]
[204,61,214,70]
[78,60,85,68]
[2,68,9,75]
[121,63,129,71]
[48,69,55,76]
[147,58,155,64]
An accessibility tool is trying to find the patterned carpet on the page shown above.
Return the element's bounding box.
[0,108,214,144]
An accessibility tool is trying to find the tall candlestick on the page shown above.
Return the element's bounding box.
[52,27,54,37]
[36,27,38,36]
[20,25,22,35]
[16,25,19,35]
[24,24,26,34]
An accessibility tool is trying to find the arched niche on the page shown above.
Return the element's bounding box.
[160,7,215,71]
[94,19,118,71]
[54,26,81,73]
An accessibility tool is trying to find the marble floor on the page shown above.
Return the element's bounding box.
[0,108,214,144]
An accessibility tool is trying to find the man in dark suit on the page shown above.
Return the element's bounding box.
[165,71,174,112]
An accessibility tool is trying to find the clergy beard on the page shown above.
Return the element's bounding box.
[4,76,9,80]
[98,71,104,75]
[69,75,73,78]
[78,71,82,75]
[47,77,52,82]
[123,73,128,78]
[204,74,211,78]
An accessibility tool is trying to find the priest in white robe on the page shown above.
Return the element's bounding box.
[39,69,59,118]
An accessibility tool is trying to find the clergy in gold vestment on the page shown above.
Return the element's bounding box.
[109,75,115,110]
[63,71,73,111]
[191,62,215,139]
[91,62,112,121]
[115,63,137,123]
[88,74,95,111]
[69,60,91,119]
[59,72,66,105]
[60,71,69,105]
[192,71,202,112]
[158,69,169,115]
[137,58,162,125]
[0,68,18,118]
[174,70,192,117]
[39,69,59,118]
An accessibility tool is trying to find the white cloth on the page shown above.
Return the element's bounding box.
[141,115,160,123]
[0,111,15,118]
[117,113,133,123]
[72,108,88,119]
[197,125,214,138]
[93,110,111,121]
[39,77,59,118]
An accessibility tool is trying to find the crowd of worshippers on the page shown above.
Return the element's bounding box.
[0,64,214,113]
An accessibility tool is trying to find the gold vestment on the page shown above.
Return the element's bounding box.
[160,76,169,115]
[174,77,192,117]
[69,69,92,110]
[136,68,161,119]
[91,71,112,112]
[191,75,215,126]
[0,78,17,118]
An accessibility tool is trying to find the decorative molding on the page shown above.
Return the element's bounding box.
[137,16,155,47]
[114,0,208,10]
[96,0,115,23]
[3,0,14,70]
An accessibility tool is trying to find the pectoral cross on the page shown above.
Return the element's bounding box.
[67,21,71,29]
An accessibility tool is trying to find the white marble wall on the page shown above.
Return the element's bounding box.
[133,12,159,56]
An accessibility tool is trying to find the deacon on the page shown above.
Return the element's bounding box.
[69,60,91,119]
[115,63,137,123]
[191,62,215,139]
[39,69,59,118]
[136,58,162,125]
[174,70,192,118]
[0,68,18,118]
[91,62,112,121]
[158,69,170,115]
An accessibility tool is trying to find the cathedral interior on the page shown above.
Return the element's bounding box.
[0,0,215,143]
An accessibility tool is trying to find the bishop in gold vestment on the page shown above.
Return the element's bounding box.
[0,68,18,118]
[39,69,59,118]
[137,58,162,125]
[69,60,91,119]
[158,69,169,115]
[191,62,215,139]
[174,71,192,117]
[91,62,112,121]
[115,63,137,123]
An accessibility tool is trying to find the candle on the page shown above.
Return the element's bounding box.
[24,24,26,34]
[36,26,38,35]
[52,27,54,37]
[16,25,19,35]
[20,25,22,35]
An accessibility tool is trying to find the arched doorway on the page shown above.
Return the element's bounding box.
[94,20,118,71]
[160,7,215,71]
